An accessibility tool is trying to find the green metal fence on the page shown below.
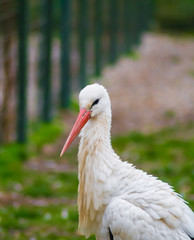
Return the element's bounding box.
[0,0,153,144]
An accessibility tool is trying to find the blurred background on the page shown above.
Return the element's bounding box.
[0,0,194,239]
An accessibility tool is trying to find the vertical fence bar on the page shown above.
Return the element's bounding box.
[60,0,72,108]
[94,0,103,77]
[17,0,28,142]
[118,0,124,55]
[123,0,130,53]
[102,0,110,65]
[130,0,139,46]
[141,0,150,31]
[138,0,146,35]
[39,0,53,122]
[78,0,88,89]
[135,0,142,45]
[147,0,155,29]
[109,0,118,64]
[142,0,152,32]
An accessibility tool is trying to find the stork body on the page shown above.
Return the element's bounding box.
[61,84,194,240]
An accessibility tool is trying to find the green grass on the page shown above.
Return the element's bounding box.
[0,122,193,239]
[0,204,93,240]
[29,121,63,152]
[21,172,78,198]
[112,123,194,204]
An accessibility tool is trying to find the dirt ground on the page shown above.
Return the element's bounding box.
[102,33,194,135]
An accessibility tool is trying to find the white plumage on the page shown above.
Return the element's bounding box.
[60,83,194,240]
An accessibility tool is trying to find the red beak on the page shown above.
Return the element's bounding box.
[60,108,91,156]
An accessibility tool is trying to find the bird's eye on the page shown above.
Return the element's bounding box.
[91,98,100,108]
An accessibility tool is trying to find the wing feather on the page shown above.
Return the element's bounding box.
[101,198,192,240]
[115,165,194,237]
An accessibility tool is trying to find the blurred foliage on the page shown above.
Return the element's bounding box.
[29,121,63,151]
[0,122,193,239]
[69,98,80,113]
[155,0,194,32]
[125,50,140,60]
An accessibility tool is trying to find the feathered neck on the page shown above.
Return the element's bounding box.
[77,110,115,236]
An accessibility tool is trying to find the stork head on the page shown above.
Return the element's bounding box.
[79,83,111,118]
[60,83,111,156]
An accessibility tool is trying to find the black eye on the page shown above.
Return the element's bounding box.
[91,98,100,108]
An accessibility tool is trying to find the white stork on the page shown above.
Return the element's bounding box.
[60,83,194,240]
